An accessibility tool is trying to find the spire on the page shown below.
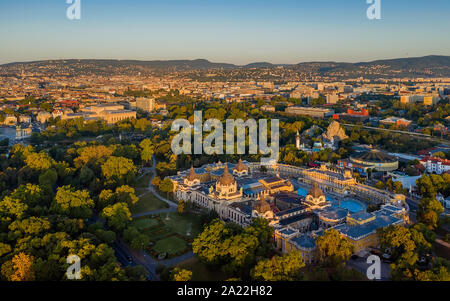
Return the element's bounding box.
[254,193,271,214]
[308,182,324,199]
[234,158,248,172]
[186,165,200,181]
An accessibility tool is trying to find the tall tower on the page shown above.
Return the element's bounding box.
[296,131,301,150]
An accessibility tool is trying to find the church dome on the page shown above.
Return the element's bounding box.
[186,166,200,182]
[234,159,248,172]
[218,165,236,186]
[254,195,271,214]
[308,182,324,199]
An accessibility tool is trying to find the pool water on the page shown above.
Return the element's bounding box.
[336,199,367,213]
[297,188,366,213]
[297,188,308,197]
[297,188,333,201]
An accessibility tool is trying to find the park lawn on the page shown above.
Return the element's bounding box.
[131,192,170,214]
[135,173,152,188]
[131,218,159,230]
[153,236,187,255]
[142,226,173,241]
[135,188,148,196]
[162,212,202,238]
[176,257,228,282]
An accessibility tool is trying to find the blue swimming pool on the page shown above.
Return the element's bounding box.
[297,188,308,197]
[296,187,365,213]
[337,199,367,213]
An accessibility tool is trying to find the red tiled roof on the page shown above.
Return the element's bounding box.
[420,157,450,166]
[417,148,437,156]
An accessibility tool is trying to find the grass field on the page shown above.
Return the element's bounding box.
[131,218,159,230]
[142,225,172,241]
[135,173,152,188]
[176,257,228,281]
[135,188,148,196]
[131,192,170,214]
[132,211,203,257]
[162,212,202,238]
[153,236,187,255]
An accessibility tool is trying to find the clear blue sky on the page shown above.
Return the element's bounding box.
[0,0,449,65]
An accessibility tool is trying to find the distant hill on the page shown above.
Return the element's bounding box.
[1,55,450,77]
[123,59,237,70]
[356,55,450,69]
[243,62,277,69]
[289,55,450,78]
[1,59,236,70]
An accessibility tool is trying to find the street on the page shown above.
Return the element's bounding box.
[347,256,391,281]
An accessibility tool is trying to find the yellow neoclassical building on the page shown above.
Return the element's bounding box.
[275,228,319,264]
[210,165,243,201]
[258,177,295,195]
[301,164,357,194]
[334,207,405,254]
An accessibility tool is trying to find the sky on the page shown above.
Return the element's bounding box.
[0,0,449,65]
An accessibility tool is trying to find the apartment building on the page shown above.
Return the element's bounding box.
[326,94,339,104]
[420,157,450,175]
[380,117,413,127]
[135,98,155,112]
[80,104,137,124]
[400,94,440,105]
[285,106,335,118]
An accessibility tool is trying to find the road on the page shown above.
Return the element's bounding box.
[342,123,449,145]
[115,239,194,281]
[347,256,391,281]
[405,196,420,223]
[146,156,178,209]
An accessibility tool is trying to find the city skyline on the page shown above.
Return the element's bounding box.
[1,0,450,65]
[0,0,449,286]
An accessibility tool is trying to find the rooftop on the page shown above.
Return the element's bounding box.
[351,149,398,164]
[334,213,402,240]
[348,211,375,222]
[318,207,348,221]
[291,235,316,250]
[279,212,317,227]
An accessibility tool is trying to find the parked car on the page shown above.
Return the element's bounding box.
[369,247,383,257]
[382,253,392,262]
